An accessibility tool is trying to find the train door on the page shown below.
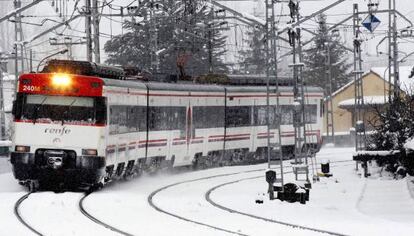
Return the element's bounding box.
[185,104,192,163]
[166,101,173,161]
[251,100,257,151]
[106,102,116,166]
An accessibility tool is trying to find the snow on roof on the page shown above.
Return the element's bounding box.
[354,150,400,156]
[331,79,354,97]
[338,95,388,107]
[332,66,414,97]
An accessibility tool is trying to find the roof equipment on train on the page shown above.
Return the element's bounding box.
[40,59,295,86]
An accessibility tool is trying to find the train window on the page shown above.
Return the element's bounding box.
[193,107,205,129]
[148,107,159,131]
[109,106,119,134]
[254,106,266,126]
[254,106,265,126]
[169,107,186,131]
[109,106,128,134]
[127,106,138,132]
[148,106,186,131]
[281,105,294,125]
[305,105,317,124]
[12,93,24,119]
[137,106,147,131]
[254,106,278,127]
[226,106,251,127]
[148,107,166,131]
[118,106,128,133]
[193,106,225,129]
[95,97,107,125]
[214,107,225,127]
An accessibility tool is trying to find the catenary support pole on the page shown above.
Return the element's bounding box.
[85,0,93,62]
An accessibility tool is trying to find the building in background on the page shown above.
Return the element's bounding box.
[323,66,414,146]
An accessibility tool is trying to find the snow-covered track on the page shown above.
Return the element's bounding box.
[79,193,134,236]
[205,172,349,236]
[14,193,43,236]
[148,170,265,236]
[149,160,353,236]
[147,165,309,235]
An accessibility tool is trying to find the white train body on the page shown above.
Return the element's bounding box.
[11,71,323,188]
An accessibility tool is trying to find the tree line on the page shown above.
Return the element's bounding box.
[105,9,352,96]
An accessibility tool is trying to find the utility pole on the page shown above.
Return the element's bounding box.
[29,49,33,72]
[0,72,5,140]
[85,0,93,62]
[288,0,310,186]
[13,0,25,96]
[389,0,399,98]
[0,58,6,140]
[92,0,100,63]
[265,0,284,199]
[325,40,335,144]
[353,4,366,162]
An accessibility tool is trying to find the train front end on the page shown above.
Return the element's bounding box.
[10,73,107,190]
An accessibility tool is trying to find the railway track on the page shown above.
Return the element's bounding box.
[14,193,43,236]
[13,192,133,236]
[148,160,353,236]
[148,171,254,236]
[205,163,354,236]
[79,193,134,236]
[12,159,352,236]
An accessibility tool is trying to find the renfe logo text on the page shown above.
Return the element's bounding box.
[44,126,71,136]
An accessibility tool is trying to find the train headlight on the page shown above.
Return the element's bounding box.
[52,74,71,86]
[82,149,97,156]
[15,145,30,152]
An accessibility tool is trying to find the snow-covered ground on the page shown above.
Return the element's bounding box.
[1,147,414,235]
[0,156,10,174]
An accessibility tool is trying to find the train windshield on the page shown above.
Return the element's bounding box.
[14,93,106,125]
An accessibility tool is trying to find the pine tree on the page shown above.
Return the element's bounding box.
[303,14,352,94]
[104,1,228,76]
[367,95,414,175]
[369,95,414,151]
[238,25,266,74]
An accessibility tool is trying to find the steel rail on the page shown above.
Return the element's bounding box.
[205,163,354,236]
[79,193,134,236]
[14,193,43,236]
[148,160,353,236]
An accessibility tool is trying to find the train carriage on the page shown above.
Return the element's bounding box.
[10,60,323,191]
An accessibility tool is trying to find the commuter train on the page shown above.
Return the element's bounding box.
[10,60,323,191]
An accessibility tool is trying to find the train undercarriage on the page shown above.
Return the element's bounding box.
[11,144,319,192]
